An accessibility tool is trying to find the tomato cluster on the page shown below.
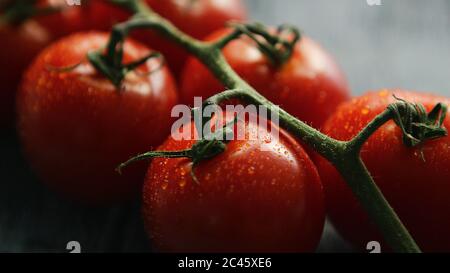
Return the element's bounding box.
[2,0,449,253]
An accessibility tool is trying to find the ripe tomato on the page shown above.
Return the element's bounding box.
[316,90,450,252]
[180,28,350,129]
[143,113,325,252]
[138,0,247,76]
[17,32,178,204]
[0,0,128,129]
[78,0,130,32]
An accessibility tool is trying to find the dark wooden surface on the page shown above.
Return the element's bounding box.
[1,0,449,253]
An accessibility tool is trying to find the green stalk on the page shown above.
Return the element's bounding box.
[107,0,421,253]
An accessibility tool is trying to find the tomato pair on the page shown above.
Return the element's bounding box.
[1,0,245,129]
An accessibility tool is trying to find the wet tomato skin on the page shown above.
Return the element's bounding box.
[143,114,325,252]
[180,28,350,129]
[17,32,178,204]
[316,90,450,252]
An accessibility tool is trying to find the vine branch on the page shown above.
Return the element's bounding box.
[103,0,438,253]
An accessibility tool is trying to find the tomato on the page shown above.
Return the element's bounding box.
[0,0,128,129]
[78,0,130,32]
[143,112,325,252]
[180,28,350,129]
[138,0,247,76]
[17,32,178,204]
[316,90,450,252]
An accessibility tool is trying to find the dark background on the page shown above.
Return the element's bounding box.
[1,0,449,252]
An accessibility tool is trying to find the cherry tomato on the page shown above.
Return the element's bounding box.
[138,0,247,76]
[17,32,178,204]
[316,90,450,252]
[180,28,350,129]
[0,0,127,129]
[143,113,325,252]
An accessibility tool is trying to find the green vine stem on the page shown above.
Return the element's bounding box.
[99,0,450,253]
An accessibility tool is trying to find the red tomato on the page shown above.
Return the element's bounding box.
[316,90,450,252]
[180,28,350,129]
[17,32,178,204]
[138,0,247,76]
[78,0,130,32]
[143,113,325,252]
[34,0,86,37]
[0,0,128,129]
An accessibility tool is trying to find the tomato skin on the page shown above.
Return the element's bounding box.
[17,32,178,204]
[138,0,247,76]
[180,28,350,129]
[80,0,130,32]
[143,114,325,252]
[316,90,450,252]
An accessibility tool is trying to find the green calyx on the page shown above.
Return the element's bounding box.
[388,96,448,147]
[226,22,301,67]
[116,116,237,184]
[87,48,164,89]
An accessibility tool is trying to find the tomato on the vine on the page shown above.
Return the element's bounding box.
[143,113,325,252]
[316,90,450,252]
[138,0,247,76]
[180,28,350,129]
[17,32,178,204]
[0,0,130,129]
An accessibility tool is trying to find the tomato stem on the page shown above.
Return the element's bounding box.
[212,22,300,66]
[105,0,447,253]
[116,150,192,174]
